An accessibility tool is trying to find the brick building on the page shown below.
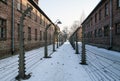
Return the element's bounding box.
[77,27,82,41]
[69,27,82,42]
[0,0,56,57]
[82,0,120,51]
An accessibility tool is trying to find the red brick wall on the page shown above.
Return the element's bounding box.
[82,0,120,51]
[0,1,12,57]
[77,27,82,42]
[0,0,54,57]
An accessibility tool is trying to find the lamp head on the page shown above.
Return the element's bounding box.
[55,19,62,25]
[57,21,62,24]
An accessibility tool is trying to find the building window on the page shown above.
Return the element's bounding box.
[88,23,90,27]
[105,3,109,16]
[0,18,6,40]
[95,13,97,23]
[87,32,90,38]
[116,23,120,35]
[35,29,37,40]
[40,31,42,40]
[35,10,37,22]
[117,0,120,8]
[90,18,93,26]
[43,17,47,26]
[43,32,45,40]
[27,4,32,17]
[98,28,102,37]
[90,31,93,37]
[40,14,42,24]
[17,0,22,11]
[86,32,88,38]
[104,25,109,36]
[49,34,51,41]
[17,24,20,40]
[84,33,86,38]
[99,9,101,20]
[43,18,46,26]
[28,27,31,40]
[94,29,97,37]
[1,0,7,4]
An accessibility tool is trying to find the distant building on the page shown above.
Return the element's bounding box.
[0,0,56,57]
[69,27,82,41]
[77,27,82,41]
[82,0,120,51]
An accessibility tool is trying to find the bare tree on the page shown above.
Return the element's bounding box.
[69,11,85,35]
[69,20,80,35]
[79,11,85,25]
[62,26,69,39]
[62,26,69,34]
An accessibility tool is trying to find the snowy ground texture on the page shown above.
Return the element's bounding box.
[0,42,120,81]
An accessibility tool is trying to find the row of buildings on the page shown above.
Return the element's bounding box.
[80,0,120,51]
[0,0,61,58]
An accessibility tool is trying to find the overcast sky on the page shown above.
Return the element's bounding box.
[39,0,100,30]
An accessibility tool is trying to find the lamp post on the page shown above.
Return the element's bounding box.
[53,20,62,51]
[44,24,52,58]
[57,33,59,48]
[109,0,113,49]
[44,19,61,57]
[75,33,79,54]
[72,35,75,49]
[80,26,87,65]
[16,7,33,80]
[58,33,61,47]
[57,31,60,48]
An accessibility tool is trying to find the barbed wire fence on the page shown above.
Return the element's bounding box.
[0,28,62,80]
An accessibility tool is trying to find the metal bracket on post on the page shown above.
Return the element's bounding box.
[16,7,33,80]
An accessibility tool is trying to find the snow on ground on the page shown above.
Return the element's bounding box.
[23,42,91,81]
[0,45,54,81]
[78,42,120,81]
[0,42,120,81]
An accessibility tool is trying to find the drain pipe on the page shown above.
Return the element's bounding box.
[11,0,15,54]
[109,0,112,49]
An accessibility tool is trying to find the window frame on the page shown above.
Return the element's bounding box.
[115,22,120,35]
[98,28,102,37]
[0,0,7,4]
[104,25,109,37]
[117,0,120,8]
[94,29,97,38]
[35,29,37,40]
[27,4,32,18]
[17,24,20,40]
[40,31,42,41]
[95,13,97,23]
[35,10,37,22]
[105,3,109,16]
[99,9,101,20]
[0,18,7,41]
[43,32,45,40]
[28,27,31,41]
[90,18,93,26]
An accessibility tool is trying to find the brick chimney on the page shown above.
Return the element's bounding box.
[33,0,39,4]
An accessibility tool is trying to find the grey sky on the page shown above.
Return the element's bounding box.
[39,0,100,30]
